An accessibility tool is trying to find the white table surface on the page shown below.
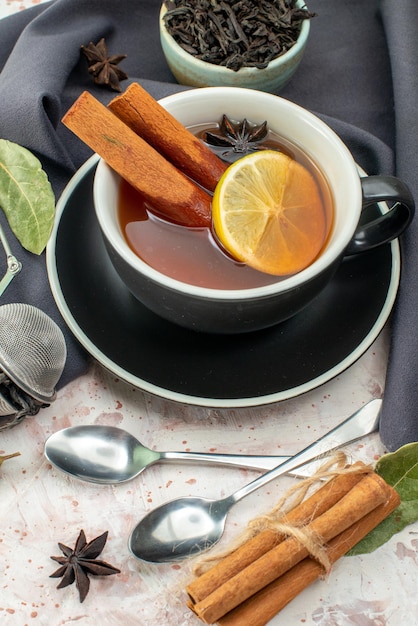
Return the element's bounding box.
[1,1,417,624]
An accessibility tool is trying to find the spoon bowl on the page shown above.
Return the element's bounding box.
[130,496,231,564]
[45,426,159,483]
[129,399,381,562]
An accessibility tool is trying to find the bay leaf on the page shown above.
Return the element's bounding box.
[0,139,55,255]
[348,442,418,555]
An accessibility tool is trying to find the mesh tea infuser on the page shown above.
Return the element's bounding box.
[0,222,67,430]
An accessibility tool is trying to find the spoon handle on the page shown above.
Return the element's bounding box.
[226,398,381,506]
[160,450,299,472]
[160,452,332,478]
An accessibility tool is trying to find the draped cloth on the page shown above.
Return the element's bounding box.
[0,0,416,449]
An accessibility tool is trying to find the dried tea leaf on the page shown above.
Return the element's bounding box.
[348,442,418,555]
[163,0,315,70]
[0,452,21,468]
[0,139,55,254]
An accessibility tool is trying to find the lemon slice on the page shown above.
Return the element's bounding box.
[212,150,328,276]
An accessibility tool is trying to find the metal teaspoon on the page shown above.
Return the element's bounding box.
[128,399,381,563]
[44,424,305,483]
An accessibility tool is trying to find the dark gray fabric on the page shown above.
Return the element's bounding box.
[378,0,418,450]
[0,0,416,448]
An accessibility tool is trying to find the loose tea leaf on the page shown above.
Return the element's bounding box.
[0,451,21,468]
[0,140,55,255]
[163,0,315,71]
[348,442,418,555]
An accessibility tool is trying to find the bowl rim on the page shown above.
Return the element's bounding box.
[93,87,362,301]
[159,0,311,76]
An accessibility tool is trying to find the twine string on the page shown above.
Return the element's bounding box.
[193,451,374,576]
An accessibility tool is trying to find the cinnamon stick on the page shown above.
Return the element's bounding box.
[217,486,400,626]
[62,91,212,227]
[189,473,392,624]
[187,462,369,604]
[108,82,228,192]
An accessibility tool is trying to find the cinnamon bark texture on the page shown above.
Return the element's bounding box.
[108,82,227,191]
[187,462,369,603]
[186,469,400,626]
[217,487,400,626]
[62,91,212,227]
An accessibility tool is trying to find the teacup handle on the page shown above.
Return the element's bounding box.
[345,175,415,255]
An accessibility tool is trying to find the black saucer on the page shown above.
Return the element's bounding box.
[47,155,400,408]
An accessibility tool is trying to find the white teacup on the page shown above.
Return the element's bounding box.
[94,87,414,334]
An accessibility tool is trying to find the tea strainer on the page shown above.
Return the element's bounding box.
[0,222,67,430]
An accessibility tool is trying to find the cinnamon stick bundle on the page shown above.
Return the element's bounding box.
[187,462,369,604]
[217,487,400,626]
[62,91,212,227]
[108,82,228,192]
[187,470,400,625]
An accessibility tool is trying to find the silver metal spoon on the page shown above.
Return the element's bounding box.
[44,424,313,483]
[128,399,381,563]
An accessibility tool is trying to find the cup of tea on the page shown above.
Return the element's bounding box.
[93,87,414,334]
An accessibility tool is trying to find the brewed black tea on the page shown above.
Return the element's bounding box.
[118,121,333,289]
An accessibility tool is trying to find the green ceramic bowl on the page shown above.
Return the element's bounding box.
[159,1,310,92]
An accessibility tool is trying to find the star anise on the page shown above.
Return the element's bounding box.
[50,530,120,603]
[81,38,128,92]
[204,115,268,162]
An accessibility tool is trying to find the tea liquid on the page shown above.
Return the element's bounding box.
[118,125,333,289]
